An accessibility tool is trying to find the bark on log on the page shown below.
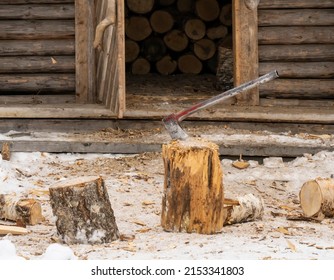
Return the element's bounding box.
[0,56,75,73]
[125,39,140,63]
[216,46,233,90]
[219,3,232,26]
[161,138,224,234]
[259,44,334,62]
[125,16,152,41]
[1,142,10,161]
[163,29,189,52]
[49,176,119,244]
[195,0,220,22]
[194,38,216,61]
[207,25,228,40]
[177,0,192,13]
[178,54,202,74]
[224,194,264,225]
[142,37,167,62]
[126,0,154,14]
[0,39,75,56]
[0,194,43,225]
[156,55,177,75]
[150,10,174,34]
[131,57,151,75]
[299,178,334,218]
[184,18,206,40]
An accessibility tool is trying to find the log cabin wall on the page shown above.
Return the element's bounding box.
[258,0,334,100]
[0,0,76,104]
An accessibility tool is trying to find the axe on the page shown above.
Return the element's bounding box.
[163,70,279,140]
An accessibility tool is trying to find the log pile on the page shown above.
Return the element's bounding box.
[125,0,232,75]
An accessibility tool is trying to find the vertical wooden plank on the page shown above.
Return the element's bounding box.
[233,0,259,105]
[116,0,126,118]
[75,0,96,103]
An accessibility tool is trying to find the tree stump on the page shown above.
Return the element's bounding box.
[161,138,224,234]
[49,176,119,244]
[299,178,334,218]
[0,194,43,225]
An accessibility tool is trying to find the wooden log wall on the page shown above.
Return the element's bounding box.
[125,0,232,75]
[258,0,334,99]
[0,0,75,96]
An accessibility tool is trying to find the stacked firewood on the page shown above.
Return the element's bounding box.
[125,0,232,75]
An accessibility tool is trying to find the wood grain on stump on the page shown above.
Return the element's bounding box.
[161,138,224,234]
[49,176,119,244]
[300,178,334,217]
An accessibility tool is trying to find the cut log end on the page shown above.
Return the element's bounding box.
[49,176,119,244]
[299,178,334,217]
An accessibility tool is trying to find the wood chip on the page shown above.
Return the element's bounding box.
[142,201,155,206]
[286,240,296,252]
[120,234,136,241]
[136,228,151,233]
[232,160,250,169]
[133,220,146,226]
[0,225,29,235]
[276,226,290,235]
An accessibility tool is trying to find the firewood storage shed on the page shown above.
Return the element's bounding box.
[0,0,333,155]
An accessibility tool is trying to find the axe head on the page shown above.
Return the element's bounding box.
[162,113,189,140]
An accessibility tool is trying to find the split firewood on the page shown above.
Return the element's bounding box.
[94,0,116,51]
[131,57,151,75]
[184,18,206,40]
[1,142,11,161]
[142,37,167,62]
[49,176,119,244]
[125,39,140,63]
[156,55,177,75]
[194,38,216,61]
[126,0,154,14]
[178,54,202,74]
[150,10,174,34]
[195,0,220,22]
[177,0,192,13]
[219,3,232,26]
[161,138,224,234]
[207,25,228,40]
[163,29,189,52]
[126,16,152,42]
[299,178,334,218]
[0,194,44,225]
[0,225,28,235]
[224,194,264,225]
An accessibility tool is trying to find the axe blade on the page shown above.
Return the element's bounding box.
[162,113,189,140]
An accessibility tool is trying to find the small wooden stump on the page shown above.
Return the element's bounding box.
[49,176,119,244]
[0,194,43,225]
[161,138,224,234]
[300,178,334,218]
[1,142,11,161]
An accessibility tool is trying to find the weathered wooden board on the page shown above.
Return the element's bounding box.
[75,0,95,103]
[0,40,75,56]
[258,9,334,26]
[0,4,74,19]
[0,56,75,73]
[0,95,75,105]
[259,0,334,9]
[259,26,334,44]
[259,62,334,78]
[259,44,334,62]
[0,74,75,92]
[260,79,334,99]
[0,20,74,39]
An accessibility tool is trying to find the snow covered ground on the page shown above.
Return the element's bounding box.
[0,146,334,260]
